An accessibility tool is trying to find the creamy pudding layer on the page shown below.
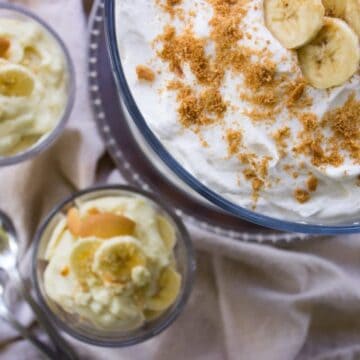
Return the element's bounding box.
[116,0,360,222]
[0,18,68,156]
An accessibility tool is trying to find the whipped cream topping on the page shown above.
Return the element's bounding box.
[116,0,360,223]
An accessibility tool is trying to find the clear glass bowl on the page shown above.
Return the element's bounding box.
[0,3,75,167]
[32,185,195,347]
[104,0,360,235]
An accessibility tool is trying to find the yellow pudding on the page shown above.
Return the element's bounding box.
[43,196,181,331]
[0,18,68,156]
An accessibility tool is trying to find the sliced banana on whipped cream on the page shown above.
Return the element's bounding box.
[264,0,325,49]
[298,17,360,89]
[264,0,360,89]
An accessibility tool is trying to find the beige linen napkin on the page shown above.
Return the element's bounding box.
[0,1,360,359]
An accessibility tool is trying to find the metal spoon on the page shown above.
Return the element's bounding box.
[0,271,57,359]
[0,210,78,360]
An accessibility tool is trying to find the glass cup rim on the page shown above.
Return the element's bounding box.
[0,2,76,167]
[104,0,360,235]
[31,184,196,347]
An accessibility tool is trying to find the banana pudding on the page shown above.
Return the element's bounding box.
[0,17,68,156]
[43,195,182,331]
[116,0,360,223]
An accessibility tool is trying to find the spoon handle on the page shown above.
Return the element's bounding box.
[0,310,57,359]
[12,272,78,360]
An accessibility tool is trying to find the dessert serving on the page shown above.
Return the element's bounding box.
[0,16,68,157]
[116,0,360,223]
[43,194,182,331]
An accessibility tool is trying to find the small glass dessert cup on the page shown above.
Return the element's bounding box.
[32,185,195,347]
[0,3,75,166]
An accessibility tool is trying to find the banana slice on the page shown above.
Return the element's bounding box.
[67,207,136,239]
[146,267,181,312]
[156,215,176,250]
[264,0,325,49]
[81,212,136,238]
[298,17,360,89]
[322,0,360,36]
[0,65,34,97]
[322,0,346,16]
[322,0,360,37]
[92,237,146,285]
[69,238,102,286]
[345,0,360,37]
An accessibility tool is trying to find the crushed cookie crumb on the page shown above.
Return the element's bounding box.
[156,0,183,17]
[288,81,305,103]
[286,78,312,108]
[294,94,360,169]
[167,0,181,5]
[273,127,290,157]
[169,81,227,127]
[60,266,70,277]
[243,168,256,180]
[158,26,219,84]
[240,92,278,108]
[243,61,276,90]
[238,152,257,165]
[252,178,264,191]
[246,108,279,123]
[307,175,318,192]
[136,65,156,82]
[283,164,294,173]
[200,87,227,117]
[259,157,270,178]
[294,113,344,167]
[322,93,360,164]
[294,189,310,204]
[226,129,243,155]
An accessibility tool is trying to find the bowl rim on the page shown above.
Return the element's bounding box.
[0,2,75,167]
[32,184,196,347]
[104,0,360,235]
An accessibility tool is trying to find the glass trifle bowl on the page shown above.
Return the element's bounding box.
[104,0,360,235]
[32,185,195,347]
[0,3,75,166]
